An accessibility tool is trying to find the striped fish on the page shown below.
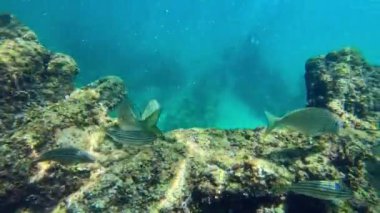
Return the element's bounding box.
[106,99,162,145]
[33,147,96,165]
[106,127,157,145]
[288,180,353,201]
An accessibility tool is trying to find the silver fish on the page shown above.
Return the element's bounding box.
[34,147,95,165]
[264,107,342,136]
[106,99,162,145]
[288,180,353,201]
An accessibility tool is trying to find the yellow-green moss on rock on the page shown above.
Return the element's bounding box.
[0,15,79,132]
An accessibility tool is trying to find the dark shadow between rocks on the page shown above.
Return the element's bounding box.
[189,190,282,213]
[285,193,329,213]
[264,145,323,166]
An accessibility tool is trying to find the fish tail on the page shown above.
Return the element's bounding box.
[264,111,280,135]
[149,126,163,136]
[142,99,161,128]
[118,98,138,126]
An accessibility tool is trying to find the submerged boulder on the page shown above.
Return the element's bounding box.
[0,75,125,211]
[305,48,379,129]
[0,15,79,133]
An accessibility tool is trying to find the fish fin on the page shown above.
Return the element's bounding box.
[142,99,161,128]
[149,126,163,137]
[264,111,280,134]
[118,98,139,130]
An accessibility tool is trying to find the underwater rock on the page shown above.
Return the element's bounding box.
[0,14,37,41]
[52,128,294,212]
[0,14,79,132]
[0,75,125,211]
[47,53,79,77]
[305,48,379,128]
[50,127,379,213]
[81,75,126,109]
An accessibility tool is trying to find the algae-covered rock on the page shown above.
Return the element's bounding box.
[0,76,125,212]
[0,14,37,41]
[50,127,378,213]
[305,48,379,129]
[47,53,79,76]
[0,14,79,132]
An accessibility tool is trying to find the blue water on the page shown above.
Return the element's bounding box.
[2,0,380,130]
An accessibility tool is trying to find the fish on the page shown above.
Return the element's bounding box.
[33,147,96,165]
[106,98,162,145]
[287,180,353,201]
[0,14,11,27]
[264,107,342,136]
[106,128,157,145]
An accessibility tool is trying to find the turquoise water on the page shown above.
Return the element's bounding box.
[2,0,380,130]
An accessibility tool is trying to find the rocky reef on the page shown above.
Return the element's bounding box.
[305,48,379,129]
[0,14,379,213]
[0,14,79,133]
